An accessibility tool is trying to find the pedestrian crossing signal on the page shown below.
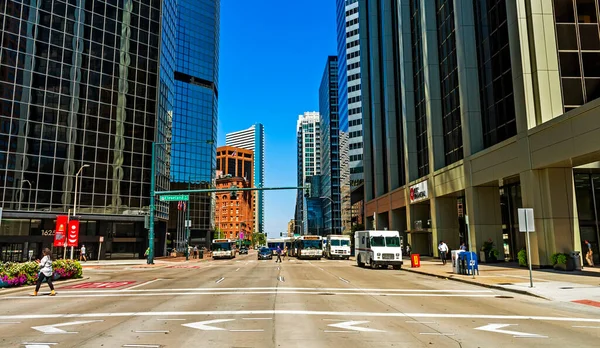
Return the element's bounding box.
[304,183,311,198]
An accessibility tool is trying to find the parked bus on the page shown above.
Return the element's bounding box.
[325,234,351,259]
[267,238,293,256]
[355,230,403,269]
[293,235,323,260]
[211,239,236,259]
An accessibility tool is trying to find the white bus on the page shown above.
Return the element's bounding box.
[211,239,236,259]
[293,235,323,260]
[355,230,403,269]
[325,234,351,259]
[267,237,293,256]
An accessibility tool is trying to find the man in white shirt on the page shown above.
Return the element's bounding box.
[438,241,449,265]
[80,245,87,262]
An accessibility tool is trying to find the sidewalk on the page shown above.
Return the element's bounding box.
[81,254,212,267]
[404,257,600,304]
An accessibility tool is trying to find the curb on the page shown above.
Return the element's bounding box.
[402,267,551,301]
[0,277,91,296]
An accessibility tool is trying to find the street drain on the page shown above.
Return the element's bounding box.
[318,292,335,296]
[495,295,514,299]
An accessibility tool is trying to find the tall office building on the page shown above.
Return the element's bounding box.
[225,123,265,234]
[319,56,341,236]
[0,0,168,261]
[295,112,321,234]
[337,0,364,186]
[168,0,220,247]
[339,131,351,232]
[359,0,600,266]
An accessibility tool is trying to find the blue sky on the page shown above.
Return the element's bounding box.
[217,0,337,238]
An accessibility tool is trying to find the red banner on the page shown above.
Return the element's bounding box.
[54,215,68,247]
[67,220,80,247]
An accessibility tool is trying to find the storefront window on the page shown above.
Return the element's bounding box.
[0,219,30,236]
[575,173,595,220]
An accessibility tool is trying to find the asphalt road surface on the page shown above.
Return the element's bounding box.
[1,250,600,348]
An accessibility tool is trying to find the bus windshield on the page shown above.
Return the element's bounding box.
[370,236,386,247]
[211,243,232,251]
[302,240,322,249]
[385,236,400,247]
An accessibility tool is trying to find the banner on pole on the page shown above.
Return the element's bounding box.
[67,220,80,247]
[54,215,68,247]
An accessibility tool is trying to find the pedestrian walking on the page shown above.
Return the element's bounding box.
[459,243,467,251]
[80,244,87,262]
[31,248,56,296]
[438,241,449,265]
[406,243,411,255]
[275,245,282,263]
[144,247,150,264]
[584,240,594,267]
[283,246,288,261]
[193,246,198,259]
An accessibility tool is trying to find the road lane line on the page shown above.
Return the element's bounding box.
[419,333,455,336]
[134,330,169,333]
[42,287,494,293]
[122,345,161,348]
[572,326,600,329]
[229,329,264,332]
[406,321,436,324]
[5,310,600,323]
[324,330,359,333]
[339,277,350,283]
[0,321,21,324]
[235,268,240,272]
[215,277,225,284]
[22,343,57,346]
[242,318,272,320]
[278,276,285,282]
[5,292,498,299]
[124,279,163,290]
[156,319,186,321]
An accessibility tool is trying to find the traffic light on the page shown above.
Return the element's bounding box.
[230,185,238,200]
[280,232,283,237]
[304,183,311,198]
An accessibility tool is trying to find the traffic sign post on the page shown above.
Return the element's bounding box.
[518,208,535,288]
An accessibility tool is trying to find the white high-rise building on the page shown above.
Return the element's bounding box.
[225,124,265,234]
[295,112,321,234]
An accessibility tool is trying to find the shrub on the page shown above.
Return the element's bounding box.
[0,259,82,288]
[518,249,528,267]
[551,252,568,265]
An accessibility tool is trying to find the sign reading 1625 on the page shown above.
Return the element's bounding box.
[41,229,56,236]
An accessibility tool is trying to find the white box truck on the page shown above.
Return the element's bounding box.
[325,235,351,259]
[354,230,403,269]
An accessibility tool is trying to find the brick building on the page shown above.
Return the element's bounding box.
[215,175,253,244]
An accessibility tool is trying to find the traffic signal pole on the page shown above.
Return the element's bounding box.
[148,142,156,264]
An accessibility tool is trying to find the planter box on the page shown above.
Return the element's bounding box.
[553,263,567,271]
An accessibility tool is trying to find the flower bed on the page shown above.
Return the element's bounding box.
[0,259,82,288]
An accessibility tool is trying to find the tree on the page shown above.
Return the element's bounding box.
[252,232,266,248]
[213,227,225,240]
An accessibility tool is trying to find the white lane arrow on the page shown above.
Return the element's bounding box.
[32,320,104,334]
[475,324,547,338]
[328,320,384,332]
[182,319,235,331]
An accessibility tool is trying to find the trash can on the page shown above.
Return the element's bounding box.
[460,252,479,275]
[451,250,464,274]
[411,254,421,268]
[569,251,582,271]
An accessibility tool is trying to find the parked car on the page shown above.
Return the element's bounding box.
[239,247,248,255]
[258,247,272,260]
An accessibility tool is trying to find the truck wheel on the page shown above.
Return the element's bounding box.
[370,259,377,269]
[357,255,365,267]
[393,265,401,270]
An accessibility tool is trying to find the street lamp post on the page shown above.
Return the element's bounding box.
[72,164,90,259]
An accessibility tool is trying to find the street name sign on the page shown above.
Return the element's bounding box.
[159,194,189,202]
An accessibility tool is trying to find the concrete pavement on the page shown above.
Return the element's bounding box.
[1,251,599,347]
[403,257,600,305]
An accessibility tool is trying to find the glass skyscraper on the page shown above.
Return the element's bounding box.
[320,56,341,236]
[0,0,167,261]
[168,0,220,246]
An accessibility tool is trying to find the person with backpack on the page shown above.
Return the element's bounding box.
[31,248,56,296]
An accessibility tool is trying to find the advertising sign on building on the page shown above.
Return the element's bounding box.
[53,215,68,247]
[409,180,428,203]
[67,220,80,247]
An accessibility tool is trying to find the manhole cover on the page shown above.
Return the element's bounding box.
[495,295,514,299]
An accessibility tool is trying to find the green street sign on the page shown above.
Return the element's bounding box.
[159,194,189,202]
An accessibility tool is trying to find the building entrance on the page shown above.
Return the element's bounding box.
[574,171,600,265]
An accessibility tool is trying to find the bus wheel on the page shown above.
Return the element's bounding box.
[393,265,401,270]
[357,255,365,267]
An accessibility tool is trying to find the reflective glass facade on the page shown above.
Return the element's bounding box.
[170,0,220,235]
[473,0,516,148]
[320,56,341,235]
[553,0,600,111]
[436,0,463,165]
[0,0,163,214]
[410,0,429,178]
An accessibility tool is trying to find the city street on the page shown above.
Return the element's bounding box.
[1,251,600,348]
